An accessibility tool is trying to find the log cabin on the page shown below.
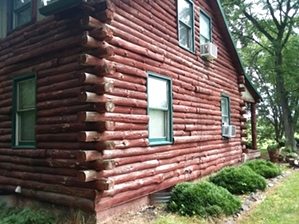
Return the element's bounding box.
[0,0,261,222]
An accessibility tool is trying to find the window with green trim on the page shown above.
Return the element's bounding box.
[200,9,212,44]
[147,73,173,145]
[221,95,230,126]
[177,0,194,52]
[10,0,32,29]
[12,73,36,148]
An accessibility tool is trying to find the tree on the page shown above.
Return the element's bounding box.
[220,0,299,149]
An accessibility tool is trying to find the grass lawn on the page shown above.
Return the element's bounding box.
[240,170,299,224]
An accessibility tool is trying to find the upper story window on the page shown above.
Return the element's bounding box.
[177,0,195,52]
[11,0,32,29]
[147,73,173,145]
[221,94,230,126]
[0,0,44,38]
[200,9,212,44]
[12,73,36,148]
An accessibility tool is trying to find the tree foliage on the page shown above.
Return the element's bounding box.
[220,0,299,149]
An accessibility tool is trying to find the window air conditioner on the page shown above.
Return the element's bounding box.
[222,125,236,138]
[200,42,218,61]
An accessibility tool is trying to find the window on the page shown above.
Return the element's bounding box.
[10,0,32,29]
[221,94,230,126]
[12,73,36,148]
[200,9,212,44]
[177,0,194,52]
[147,73,173,145]
[0,0,45,37]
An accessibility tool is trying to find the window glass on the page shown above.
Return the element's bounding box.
[147,73,172,145]
[0,0,8,38]
[177,0,194,52]
[18,79,35,109]
[148,78,168,109]
[14,0,31,9]
[148,110,166,138]
[13,0,32,28]
[200,10,211,44]
[19,110,35,142]
[178,0,192,26]
[221,96,230,126]
[13,74,36,148]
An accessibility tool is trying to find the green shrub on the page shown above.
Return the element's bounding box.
[169,181,241,217]
[209,166,267,194]
[242,159,281,178]
[0,204,55,224]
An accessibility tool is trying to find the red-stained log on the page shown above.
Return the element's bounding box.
[78,130,148,142]
[77,150,103,162]
[78,111,149,123]
[20,188,95,211]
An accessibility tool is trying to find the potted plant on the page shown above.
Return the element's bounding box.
[267,143,281,163]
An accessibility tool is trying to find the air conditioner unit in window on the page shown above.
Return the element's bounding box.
[222,125,236,138]
[200,42,218,61]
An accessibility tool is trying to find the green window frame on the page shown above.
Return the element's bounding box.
[12,73,36,148]
[221,94,230,126]
[147,72,173,145]
[9,0,32,30]
[177,0,195,53]
[200,9,212,44]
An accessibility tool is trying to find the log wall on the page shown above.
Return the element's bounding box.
[0,0,246,216]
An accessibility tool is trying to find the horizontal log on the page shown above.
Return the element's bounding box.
[81,33,106,48]
[0,162,77,177]
[35,123,95,134]
[37,78,80,94]
[92,159,116,171]
[93,102,115,113]
[78,130,148,142]
[0,148,77,159]
[174,135,220,144]
[37,114,78,124]
[0,175,95,199]
[79,92,147,108]
[77,150,103,162]
[88,24,114,40]
[97,160,159,178]
[37,142,96,150]
[78,111,149,123]
[81,82,114,94]
[5,186,94,211]
[37,104,92,117]
[109,36,165,62]
[80,15,105,30]
[95,139,150,151]
[239,87,245,92]
[238,75,245,84]
[79,73,146,93]
[36,133,78,142]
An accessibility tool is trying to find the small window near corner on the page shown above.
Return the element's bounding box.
[147,73,173,145]
[221,95,230,126]
[12,73,36,148]
[200,9,212,44]
[177,0,195,52]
